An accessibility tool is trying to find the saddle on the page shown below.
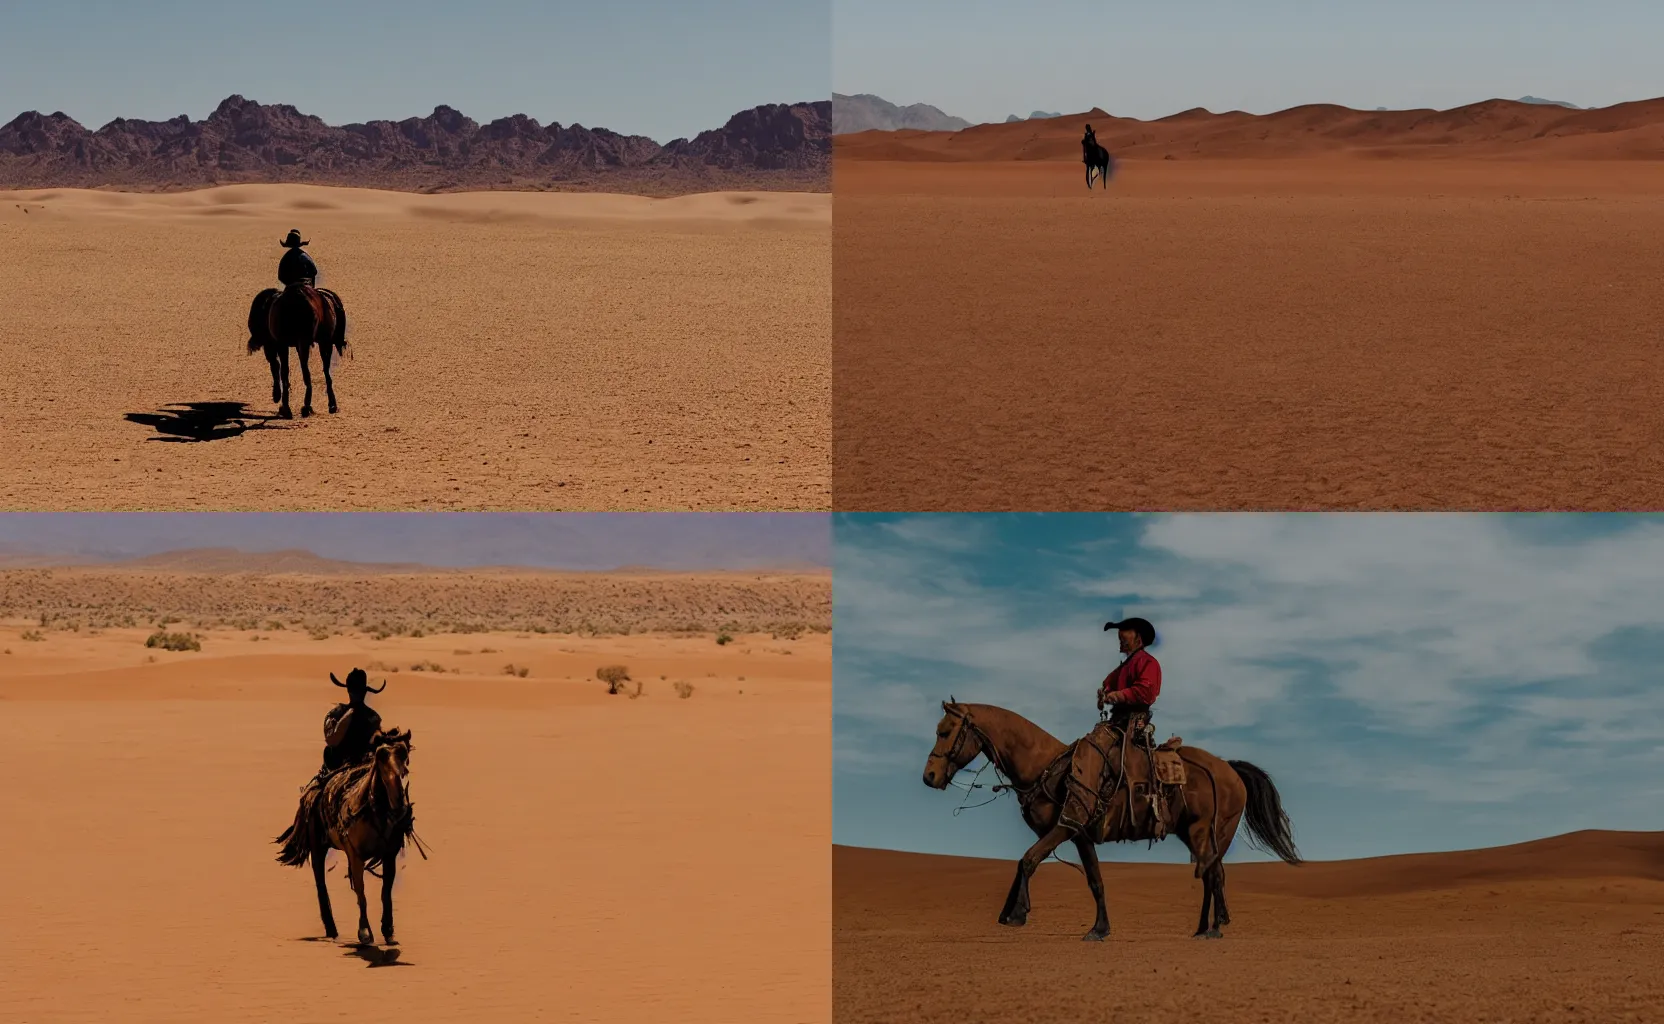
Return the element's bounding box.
[1060,716,1188,845]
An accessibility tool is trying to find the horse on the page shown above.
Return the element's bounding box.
[922,701,1301,940]
[246,283,348,419]
[275,728,419,946]
[1083,136,1114,189]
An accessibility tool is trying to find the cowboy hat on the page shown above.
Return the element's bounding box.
[331,668,386,693]
[1104,617,1156,647]
[280,229,309,248]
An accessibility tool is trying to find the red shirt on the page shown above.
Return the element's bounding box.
[1099,648,1161,707]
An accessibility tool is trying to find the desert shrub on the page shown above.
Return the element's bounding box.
[309,626,332,641]
[597,664,631,694]
[674,681,695,699]
[145,630,201,652]
[20,630,45,642]
[772,623,805,640]
[503,664,530,678]
[716,632,733,646]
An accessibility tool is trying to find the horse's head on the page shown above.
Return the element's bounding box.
[922,699,984,790]
[371,727,412,807]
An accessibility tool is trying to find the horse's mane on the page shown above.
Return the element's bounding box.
[955,702,1067,748]
[371,727,412,750]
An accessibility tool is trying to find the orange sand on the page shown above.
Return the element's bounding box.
[0,619,830,1021]
[0,184,830,511]
[834,157,1664,510]
[835,841,1664,1023]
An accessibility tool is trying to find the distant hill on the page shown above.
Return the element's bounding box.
[835,98,1664,162]
[1005,110,1063,122]
[832,93,969,134]
[0,94,831,195]
[1518,95,1581,109]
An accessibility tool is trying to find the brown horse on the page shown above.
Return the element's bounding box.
[275,728,418,946]
[246,283,347,419]
[922,701,1301,940]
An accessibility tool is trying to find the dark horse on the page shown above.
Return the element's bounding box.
[1083,136,1114,189]
[276,728,419,946]
[923,701,1301,940]
[247,284,347,418]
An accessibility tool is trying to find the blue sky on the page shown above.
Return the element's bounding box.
[833,0,1664,122]
[0,0,828,143]
[0,513,829,570]
[833,513,1664,865]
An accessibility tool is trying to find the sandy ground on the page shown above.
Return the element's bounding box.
[0,184,830,511]
[833,159,1664,510]
[835,841,1664,1023]
[0,621,830,1023]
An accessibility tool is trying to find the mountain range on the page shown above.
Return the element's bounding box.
[0,95,831,195]
[832,93,969,134]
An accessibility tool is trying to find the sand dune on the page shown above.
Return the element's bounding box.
[0,616,830,1022]
[835,97,1664,162]
[836,842,1664,1022]
[834,157,1664,510]
[0,184,830,511]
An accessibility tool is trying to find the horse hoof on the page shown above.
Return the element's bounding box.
[1081,930,1109,942]
[301,406,314,418]
[325,929,338,940]
[357,928,375,945]
[1194,928,1224,940]
[382,931,395,945]
[328,402,339,415]
[999,916,1027,928]
[277,408,293,420]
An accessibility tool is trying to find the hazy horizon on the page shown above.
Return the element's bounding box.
[0,513,831,571]
[834,0,1663,125]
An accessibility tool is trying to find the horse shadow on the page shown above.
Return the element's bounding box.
[123,401,286,442]
[342,944,412,968]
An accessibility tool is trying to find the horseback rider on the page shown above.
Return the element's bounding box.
[1083,123,1098,147]
[1098,616,1160,738]
[277,229,319,288]
[321,667,385,774]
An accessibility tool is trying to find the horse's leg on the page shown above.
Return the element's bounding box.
[996,861,1027,925]
[277,346,293,419]
[298,342,315,418]
[345,847,373,945]
[266,345,282,405]
[1073,835,1111,941]
[1210,860,1231,931]
[320,338,339,414]
[379,853,397,944]
[1003,823,1073,927]
[311,845,338,939]
[1179,817,1224,938]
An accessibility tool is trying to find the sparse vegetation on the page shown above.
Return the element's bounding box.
[674,681,695,699]
[625,679,645,699]
[145,630,201,652]
[597,664,631,694]
[20,630,45,642]
[411,661,447,673]
[309,626,332,641]
[716,632,733,645]
[503,663,530,678]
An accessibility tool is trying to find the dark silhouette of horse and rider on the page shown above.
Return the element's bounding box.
[1082,123,1115,190]
[246,229,349,419]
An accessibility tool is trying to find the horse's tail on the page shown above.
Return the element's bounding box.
[1227,759,1302,865]
[247,288,279,355]
[320,288,347,355]
[274,779,323,866]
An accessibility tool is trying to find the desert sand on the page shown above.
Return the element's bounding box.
[835,840,1664,1023]
[834,104,1664,510]
[0,569,830,1022]
[0,183,830,511]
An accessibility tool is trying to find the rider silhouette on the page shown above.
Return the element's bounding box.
[1098,617,1160,734]
[321,668,385,773]
[1083,123,1098,146]
[278,229,318,287]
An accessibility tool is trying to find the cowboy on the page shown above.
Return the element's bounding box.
[321,667,385,773]
[277,229,319,287]
[1083,123,1098,146]
[1098,617,1161,735]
